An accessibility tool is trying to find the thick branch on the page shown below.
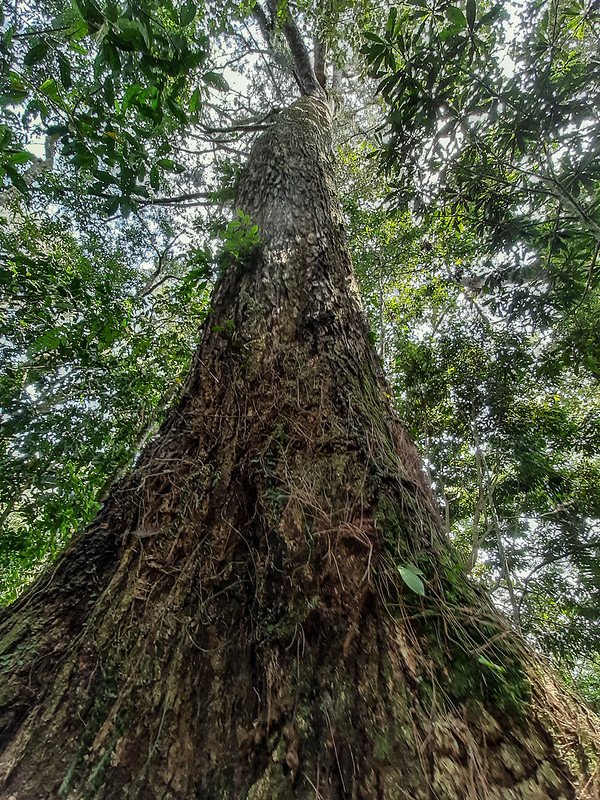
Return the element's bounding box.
[254,1,326,98]
[281,15,325,97]
[253,2,274,46]
[313,35,327,90]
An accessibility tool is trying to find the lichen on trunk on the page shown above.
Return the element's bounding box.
[0,96,599,800]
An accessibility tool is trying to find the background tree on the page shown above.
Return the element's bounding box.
[361,0,600,700]
[0,203,211,600]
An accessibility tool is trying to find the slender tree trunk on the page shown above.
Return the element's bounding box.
[0,97,599,800]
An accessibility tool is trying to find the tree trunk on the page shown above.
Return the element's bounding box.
[0,96,599,800]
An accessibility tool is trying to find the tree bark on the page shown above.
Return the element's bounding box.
[0,96,599,800]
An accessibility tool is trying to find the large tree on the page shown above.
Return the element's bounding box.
[1,1,600,797]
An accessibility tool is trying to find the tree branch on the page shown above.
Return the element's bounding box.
[313,35,328,90]
[280,13,326,97]
[253,2,274,46]
[140,192,216,207]
[253,0,326,98]
[199,110,280,135]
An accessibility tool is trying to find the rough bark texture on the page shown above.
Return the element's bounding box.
[0,97,599,800]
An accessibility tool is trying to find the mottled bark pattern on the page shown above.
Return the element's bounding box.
[0,97,598,799]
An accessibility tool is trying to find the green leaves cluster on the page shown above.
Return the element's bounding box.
[218,209,260,260]
[339,135,600,701]
[363,0,600,362]
[0,206,212,603]
[0,121,34,193]
[0,0,219,210]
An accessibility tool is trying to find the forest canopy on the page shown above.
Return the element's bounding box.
[1,0,600,709]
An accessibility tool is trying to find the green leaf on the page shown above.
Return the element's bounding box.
[7,150,34,165]
[115,17,142,43]
[121,83,142,111]
[466,0,476,30]
[166,97,188,124]
[0,89,28,105]
[202,71,229,92]
[39,78,60,101]
[57,54,72,89]
[103,76,115,107]
[397,564,426,595]
[3,164,28,194]
[104,196,120,215]
[189,87,201,114]
[180,0,196,26]
[479,4,504,26]
[477,655,506,674]
[24,40,49,67]
[74,0,103,27]
[446,6,467,28]
[386,8,398,37]
[28,328,62,354]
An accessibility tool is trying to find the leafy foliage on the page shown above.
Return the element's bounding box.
[363,0,600,367]
[339,134,600,699]
[0,203,211,602]
[0,0,215,210]
[218,208,260,259]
